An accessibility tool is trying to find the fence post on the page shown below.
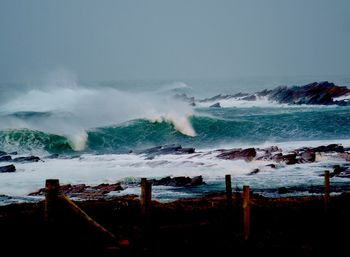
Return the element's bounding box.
[45,179,60,223]
[243,185,250,240]
[141,178,152,217]
[225,175,232,210]
[324,170,330,211]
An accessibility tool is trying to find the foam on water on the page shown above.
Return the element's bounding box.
[0,138,349,201]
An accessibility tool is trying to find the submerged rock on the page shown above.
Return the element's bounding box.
[0,156,12,162]
[0,151,7,156]
[331,165,350,178]
[134,144,195,158]
[209,102,221,108]
[248,169,260,175]
[12,156,41,163]
[217,148,256,161]
[0,164,16,173]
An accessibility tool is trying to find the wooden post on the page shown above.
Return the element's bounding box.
[141,178,152,217]
[243,185,250,240]
[225,175,232,210]
[324,170,330,211]
[45,179,60,222]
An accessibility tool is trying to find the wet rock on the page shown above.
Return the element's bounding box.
[0,156,12,162]
[299,150,316,163]
[278,187,290,194]
[248,169,260,175]
[151,176,205,187]
[9,151,18,155]
[0,164,16,173]
[311,144,344,153]
[190,176,205,186]
[0,151,7,156]
[265,81,350,106]
[331,165,350,178]
[266,164,276,168]
[92,183,124,194]
[13,156,41,163]
[134,144,195,157]
[29,182,124,198]
[217,148,256,161]
[273,153,297,165]
[241,95,256,101]
[209,102,221,108]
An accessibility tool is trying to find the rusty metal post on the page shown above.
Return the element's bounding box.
[243,185,250,240]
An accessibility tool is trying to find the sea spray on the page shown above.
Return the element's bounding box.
[0,71,196,151]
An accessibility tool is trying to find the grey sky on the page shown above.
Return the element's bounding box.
[0,0,349,82]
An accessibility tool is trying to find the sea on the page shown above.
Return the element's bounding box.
[1,73,350,204]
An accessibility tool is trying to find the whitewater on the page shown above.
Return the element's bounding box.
[1,72,350,204]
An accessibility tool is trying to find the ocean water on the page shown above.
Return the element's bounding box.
[1,74,350,204]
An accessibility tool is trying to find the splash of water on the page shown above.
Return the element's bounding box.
[0,70,196,151]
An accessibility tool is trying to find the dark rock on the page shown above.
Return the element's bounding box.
[0,151,7,156]
[13,156,41,163]
[92,183,124,194]
[209,102,221,108]
[29,182,124,198]
[232,92,249,97]
[311,144,344,153]
[9,151,18,155]
[0,156,12,162]
[265,81,350,106]
[217,148,256,161]
[151,176,205,187]
[190,176,204,186]
[266,164,276,168]
[337,168,350,178]
[330,164,350,178]
[241,95,257,101]
[278,187,290,194]
[0,164,16,173]
[262,146,282,154]
[248,169,260,175]
[135,144,195,157]
[273,153,297,165]
[299,150,316,163]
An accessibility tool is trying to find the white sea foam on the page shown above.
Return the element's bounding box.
[0,138,348,201]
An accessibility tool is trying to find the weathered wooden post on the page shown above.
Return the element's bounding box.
[243,185,250,240]
[141,178,152,217]
[225,175,232,210]
[45,179,60,222]
[324,170,330,211]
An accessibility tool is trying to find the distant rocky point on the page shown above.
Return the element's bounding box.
[177,81,350,106]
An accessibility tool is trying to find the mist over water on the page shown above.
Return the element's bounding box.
[0,70,196,152]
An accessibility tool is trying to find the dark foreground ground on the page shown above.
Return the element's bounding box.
[1,192,350,257]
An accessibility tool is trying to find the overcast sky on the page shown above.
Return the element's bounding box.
[0,0,349,82]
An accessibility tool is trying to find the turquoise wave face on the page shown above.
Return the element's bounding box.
[1,106,350,154]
